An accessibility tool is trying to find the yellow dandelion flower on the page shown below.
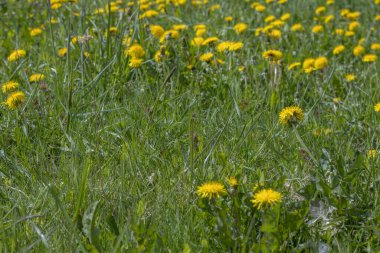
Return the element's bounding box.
[49,18,58,24]
[154,51,164,62]
[344,30,355,37]
[29,74,45,83]
[195,29,206,37]
[71,36,78,44]
[348,21,360,31]
[191,37,204,47]
[129,58,143,68]
[358,38,365,45]
[196,182,227,199]
[94,7,104,14]
[30,28,43,37]
[353,45,365,56]
[250,1,260,7]
[109,26,118,35]
[303,58,315,73]
[139,10,159,19]
[288,62,301,70]
[194,24,206,31]
[125,44,145,58]
[362,54,377,62]
[150,25,165,38]
[199,52,214,63]
[202,37,219,46]
[160,30,179,43]
[209,4,220,12]
[234,23,248,35]
[279,106,304,126]
[333,45,345,55]
[281,13,291,21]
[4,91,26,110]
[315,6,326,15]
[314,56,328,70]
[2,81,20,94]
[254,4,266,12]
[194,24,207,33]
[154,46,169,62]
[229,42,244,52]
[216,41,232,52]
[262,50,283,62]
[268,29,281,39]
[172,24,187,31]
[216,58,225,65]
[371,43,380,51]
[7,49,27,62]
[270,19,285,27]
[227,177,238,187]
[265,15,276,23]
[324,15,334,23]
[172,0,186,6]
[312,25,324,33]
[346,11,361,20]
[58,47,68,57]
[255,27,263,36]
[374,102,380,112]
[345,74,356,82]
[251,188,282,209]
[51,3,62,9]
[334,29,345,35]
[291,23,304,32]
[367,149,378,158]
[225,16,233,22]
[262,25,274,34]
[340,9,350,17]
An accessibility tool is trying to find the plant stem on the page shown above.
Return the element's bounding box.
[293,127,318,165]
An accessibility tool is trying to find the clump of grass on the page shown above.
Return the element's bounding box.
[0,0,380,252]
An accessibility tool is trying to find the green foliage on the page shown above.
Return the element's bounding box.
[0,0,380,252]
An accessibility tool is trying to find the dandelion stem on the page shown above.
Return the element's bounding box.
[293,127,318,165]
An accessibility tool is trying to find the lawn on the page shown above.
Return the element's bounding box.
[0,0,380,252]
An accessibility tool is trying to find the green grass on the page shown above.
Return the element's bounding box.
[0,0,380,252]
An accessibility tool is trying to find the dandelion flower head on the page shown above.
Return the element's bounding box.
[58,47,68,57]
[227,177,238,187]
[199,52,214,63]
[262,50,283,62]
[363,54,377,62]
[129,58,143,68]
[251,188,282,209]
[374,102,380,112]
[7,49,27,62]
[279,106,304,126]
[196,182,227,199]
[2,81,20,94]
[314,56,328,70]
[125,44,145,58]
[4,91,26,110]
[29,74,45,83]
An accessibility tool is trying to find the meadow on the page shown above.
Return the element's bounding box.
[0,0,380,252]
